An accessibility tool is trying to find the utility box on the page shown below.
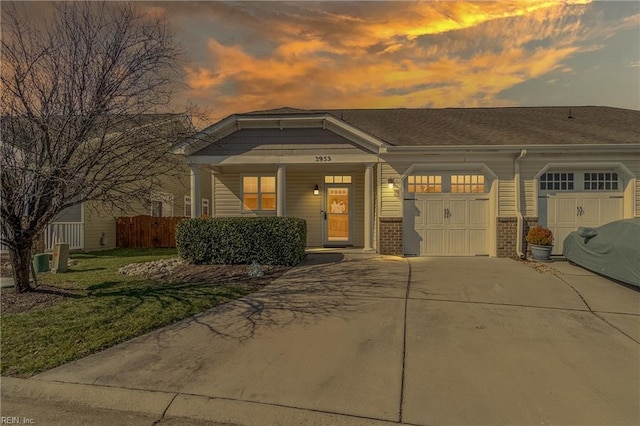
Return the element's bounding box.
[33,253,50,273]
[52,243,69,273]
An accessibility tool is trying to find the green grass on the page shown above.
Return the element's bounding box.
[1,248,251,377]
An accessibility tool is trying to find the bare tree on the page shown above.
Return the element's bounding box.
[1,2,187,293]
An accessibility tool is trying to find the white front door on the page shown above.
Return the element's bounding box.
[405,195,489,255]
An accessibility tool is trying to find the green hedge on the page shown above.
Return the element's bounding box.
[176,217,307,266]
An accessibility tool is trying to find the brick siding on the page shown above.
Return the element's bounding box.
[379,217,403,256]
[496,216,538,258]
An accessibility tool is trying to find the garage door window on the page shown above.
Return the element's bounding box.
[540,171,621,192]
[451,175,485,193]
[540,172,574,191]
[584,172,618,191]
[407,175,442,193]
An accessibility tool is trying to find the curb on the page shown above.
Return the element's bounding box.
[1,378,399,425]
[1,377,174,416]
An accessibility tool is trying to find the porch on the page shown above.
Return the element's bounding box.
[187,164,377,251]
[44,222,84,251]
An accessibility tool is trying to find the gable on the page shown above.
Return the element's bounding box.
[191,128,378,157]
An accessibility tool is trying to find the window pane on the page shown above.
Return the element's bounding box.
[343,176,352,183]
[261,194,276,210]
[408,184,415,193]
[243,177,258,193]
[335,176,343,183]
[325,176,334,183]
[261,176,275,192]
[243,194,258,210]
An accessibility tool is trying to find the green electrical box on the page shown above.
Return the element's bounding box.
[33,253,50,273]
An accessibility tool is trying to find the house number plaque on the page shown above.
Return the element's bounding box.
[315,156,332,162]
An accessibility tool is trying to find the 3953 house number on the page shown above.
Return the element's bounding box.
[315,156,332,162]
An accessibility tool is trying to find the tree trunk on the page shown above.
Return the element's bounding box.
[10,244,34,293]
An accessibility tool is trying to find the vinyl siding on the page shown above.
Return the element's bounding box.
[80,162,203,251]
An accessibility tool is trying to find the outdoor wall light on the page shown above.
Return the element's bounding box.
[313,184,320,195]
[387,178,395,189]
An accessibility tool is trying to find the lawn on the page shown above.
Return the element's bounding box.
[1,248,280,377]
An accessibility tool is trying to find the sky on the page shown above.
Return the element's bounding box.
[141,0,640,121]
[8,1,640,121]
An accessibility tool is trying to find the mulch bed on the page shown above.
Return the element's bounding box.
[1,285,82,315]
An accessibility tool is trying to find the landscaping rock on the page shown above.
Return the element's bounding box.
[118,258,186,278]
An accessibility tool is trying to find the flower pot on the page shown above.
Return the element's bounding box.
[530,244,553,261]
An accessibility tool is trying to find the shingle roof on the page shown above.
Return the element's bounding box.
[244,106,640,146]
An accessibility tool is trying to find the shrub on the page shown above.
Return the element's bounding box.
[526,225,553,246]
[176,217,307,266]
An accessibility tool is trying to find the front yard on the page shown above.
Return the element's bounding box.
[0,248,289,377]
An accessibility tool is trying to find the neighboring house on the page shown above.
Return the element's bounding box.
[40,114,211,252]
[173,106,640,258]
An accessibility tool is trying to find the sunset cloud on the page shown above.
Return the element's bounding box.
[144,1,638,120]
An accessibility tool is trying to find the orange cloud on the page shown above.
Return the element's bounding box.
[171,0,613,119]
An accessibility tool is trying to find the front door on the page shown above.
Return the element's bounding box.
[324,186,351,246]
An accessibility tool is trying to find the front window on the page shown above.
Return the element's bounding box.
[150,191,173,217]
[184,196,191,217]
[243,176,276,211]
[202,199,210,216]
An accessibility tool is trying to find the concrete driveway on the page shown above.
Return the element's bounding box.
[2,254,639,425]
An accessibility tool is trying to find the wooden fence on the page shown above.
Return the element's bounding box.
[116,216,186,248]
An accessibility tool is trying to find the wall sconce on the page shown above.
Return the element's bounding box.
[313,184,319,195]
[387,178,395,189]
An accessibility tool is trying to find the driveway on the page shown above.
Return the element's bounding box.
[2,254,639,425]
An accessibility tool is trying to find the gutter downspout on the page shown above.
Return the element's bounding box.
[515,149,527,259]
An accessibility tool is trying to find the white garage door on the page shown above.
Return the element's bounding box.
[538,171,624,254]
[403,174,490,256]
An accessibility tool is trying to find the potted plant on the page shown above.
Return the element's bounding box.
[526,225,553,261]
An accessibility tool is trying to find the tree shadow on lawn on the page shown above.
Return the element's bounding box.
[80,279,248,320]
[165,253,409,342]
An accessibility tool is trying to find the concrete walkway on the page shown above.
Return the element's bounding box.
[2,254,639,425]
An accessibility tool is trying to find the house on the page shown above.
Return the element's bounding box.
[173,106,640,257]
[38,114,210,252]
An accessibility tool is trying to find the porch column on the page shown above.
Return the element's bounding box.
[189,163,201,218]
[277,165,286,217]
[364,163,375,252]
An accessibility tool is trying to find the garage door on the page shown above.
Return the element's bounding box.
[538,172,624,254]
[403,174,490,256]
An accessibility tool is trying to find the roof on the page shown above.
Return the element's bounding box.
[242,106,640,146]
